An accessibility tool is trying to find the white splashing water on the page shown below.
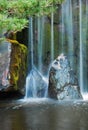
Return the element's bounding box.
[25,70,37,98]
[25,67,48,99]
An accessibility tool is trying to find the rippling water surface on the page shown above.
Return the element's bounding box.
[0,98,88,130]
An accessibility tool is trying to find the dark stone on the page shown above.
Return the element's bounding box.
[7,40,27,95]
[0,40,27,98]
[0,90,24,100]
[48,54,82,100]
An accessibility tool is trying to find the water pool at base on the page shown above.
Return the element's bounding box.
[0,98,88,130]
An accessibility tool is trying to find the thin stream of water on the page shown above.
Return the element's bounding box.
[51,12,54,61]
[79,0,83,95]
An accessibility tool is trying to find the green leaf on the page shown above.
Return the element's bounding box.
[0,0,64,32]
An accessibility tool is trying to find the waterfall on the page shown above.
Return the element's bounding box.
[69,0,74,66]
[25,71,37,98]
[30,17,34,68]
[27,17,34,72]
[60,0,74,67]
[79,0,83,95]
[84,0,88,99]
[79,0,88,99]
[25,0,88,100]
[61,4,65,52]
[25,17,35,98]
[51,12,54,61]
[60,0,88,99]
[65,0,74,65]
[37,17,44,73]
[25,17,48,99]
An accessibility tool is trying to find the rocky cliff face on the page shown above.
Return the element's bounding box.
[48,54,82,100]
[0,39,27,98]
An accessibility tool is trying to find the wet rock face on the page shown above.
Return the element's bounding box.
[0,40,27,97]
[48,54,82,100]
[8,40,27,95]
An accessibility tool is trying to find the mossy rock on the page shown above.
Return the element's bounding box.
[7,39,27,95]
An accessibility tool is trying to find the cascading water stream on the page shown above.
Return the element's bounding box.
[37,17,44,73]
[30,17,34,68]
[79,0,88,99]
[51,12,54,61]
[79,0,83,96]
[37,16,48,98]
[60,0,74,68]
[25,17,37,98]
[61,4,65,52]
[25,71,37,98]
[25,0,88,100]
[64,0,74,66]
[69,0,74,66]
[37,17,41,72]
[25,17,48,99]
[60,0,88,99]
[84,0,88,99]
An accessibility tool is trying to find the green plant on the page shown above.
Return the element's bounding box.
[0,0,64,36]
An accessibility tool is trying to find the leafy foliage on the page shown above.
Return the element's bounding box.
[0,14,28,32]
[0,0,64,33]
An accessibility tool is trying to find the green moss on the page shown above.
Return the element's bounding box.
[8,39,27,90]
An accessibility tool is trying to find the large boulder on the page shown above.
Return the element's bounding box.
[0,39,27,98]
[48,54,82,100]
